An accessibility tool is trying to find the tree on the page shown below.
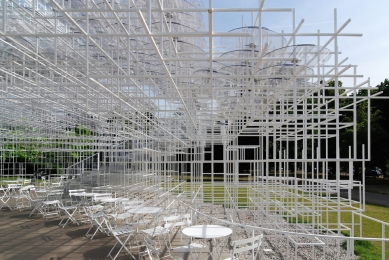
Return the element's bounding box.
[369,79,389,175]
[349,79,389,177]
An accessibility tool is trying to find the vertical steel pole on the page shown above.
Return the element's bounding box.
[2,0,6,33]
[334,8,341,234]
[147,0,151,29]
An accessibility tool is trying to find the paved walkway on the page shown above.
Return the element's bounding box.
[340,189,389,207]
[0,209,193,260]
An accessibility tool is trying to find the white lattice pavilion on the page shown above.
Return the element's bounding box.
[1,1,387,259]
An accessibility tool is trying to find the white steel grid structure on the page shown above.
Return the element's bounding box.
[0,0,388,259]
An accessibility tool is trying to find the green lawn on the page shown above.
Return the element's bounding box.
[319,203,389,260]
[364,185,389,196]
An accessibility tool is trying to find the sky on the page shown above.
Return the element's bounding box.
[208,0,389,87]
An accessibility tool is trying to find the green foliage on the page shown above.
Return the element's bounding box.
[341,239,381,260]
[2,124,96,162]
[1,142,43,162]
[75,125,91,136]
[352,78,389,174]
[312,78,389,175]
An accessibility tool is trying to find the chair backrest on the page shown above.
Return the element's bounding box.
[123,199,144,208]
[45,189,63,200]
[93,193,112,201]
[152,209,171,221]
[19,186,33,198]
[231,234,263,259]
[8,183,22,189]
[85,205,103,215]
[144,236,161,260]
[69,189,85,195]
[164,214,191,229]
[28,187,41,200]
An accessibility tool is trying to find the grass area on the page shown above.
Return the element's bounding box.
[364,185,389,196]
[185,175,389,200]
[341,233,382,260]
[364,178,389,186]
[283,203,389,259]
[352,240,381,260]
[172,183,251,206]
[0,176,44,186]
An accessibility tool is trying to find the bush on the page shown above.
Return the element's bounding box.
[341,239,381,260]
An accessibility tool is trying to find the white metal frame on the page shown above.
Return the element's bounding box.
[0,0,386,259]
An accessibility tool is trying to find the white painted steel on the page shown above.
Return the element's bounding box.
[0,0,387,259]
[182,224,232,239]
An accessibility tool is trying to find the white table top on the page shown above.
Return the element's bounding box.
[71,192,96,197]
[35,189,62,194]
[48,189,63,193]
[124,200,144,205]
[126,206,162,214]
[93,193,112,197]
[100,197,129,203]
[182,225,232,239]
[3,180,19,183]
[7,183,22,188]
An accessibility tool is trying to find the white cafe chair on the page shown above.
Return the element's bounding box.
[141,210,173,257]
[58,202,79,228]
[105,218,136,260]
[164,213,191,241]
[224,234,263,260]
[145,236,184,260]
[84,205,108,239]
[0,185,11,210]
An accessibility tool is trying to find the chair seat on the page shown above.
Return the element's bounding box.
[165,220,191,229]
[43,200,60,205]
[59,204,79,228]
[88,205,104,211]
[141,226,169,236]
[113,212,133,220]
[111,225,134,236]
[62,205,77,210]
[90,211,106,218]
[41,200,61,219]
[105,219,136,260]
[172,243,208,253]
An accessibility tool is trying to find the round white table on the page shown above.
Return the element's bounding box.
[182,225,232,239]
[126,206,163,227]
[93,193,113,201]
[71,192,96,197]
[126,206,163,214]
[71,192,97,205]
[100,197,129,203]
[100,197,130,212]
[182,225,232,260]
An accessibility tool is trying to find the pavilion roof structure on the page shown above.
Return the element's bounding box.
[0,0,372,151]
